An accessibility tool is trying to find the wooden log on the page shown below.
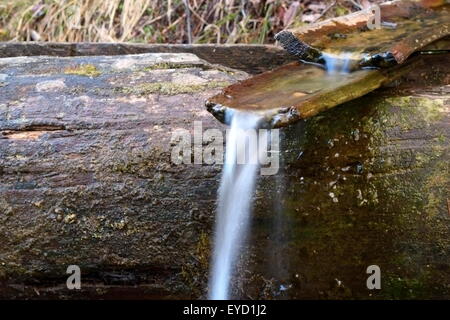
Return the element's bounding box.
[0,52,246,298]
[0,43,296,74]
[0,47,449,299]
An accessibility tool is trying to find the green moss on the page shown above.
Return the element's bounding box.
[383,274,429,299]
[142,63,200,71]
[180,231,210,297]
[116,80,231,96]
[335,6,350,16]
[436,134,446,143]
[423,160,449,218]
[265,88,450,299]
[64,64,101,77]
[384,96,445,129]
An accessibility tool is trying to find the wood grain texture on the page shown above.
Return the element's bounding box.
[0,49,448,299]
[0,43,296,74]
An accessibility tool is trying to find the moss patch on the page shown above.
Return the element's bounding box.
[142,63,202,71]
[64,64,101,77]
[116,80,230,96]
[180,231,210,297]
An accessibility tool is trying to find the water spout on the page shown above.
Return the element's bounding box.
[322,52,357,74]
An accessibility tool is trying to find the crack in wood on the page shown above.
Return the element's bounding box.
[1,125,66,139]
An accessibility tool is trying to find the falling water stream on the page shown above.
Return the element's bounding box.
[208,52,353,300]
[322,52,356,74]
[209,111,263,300]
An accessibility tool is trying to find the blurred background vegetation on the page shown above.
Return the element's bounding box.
[0,0,385,43]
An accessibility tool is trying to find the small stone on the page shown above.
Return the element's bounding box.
[30,30,41,41]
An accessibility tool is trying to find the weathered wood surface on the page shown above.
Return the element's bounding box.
[207,1,450,128]
[206,53,424,127]
[0,43,296,74]
[0,49,449,299]
[246,53,450,299]
[277,0,450,68]
[0,53,245,299]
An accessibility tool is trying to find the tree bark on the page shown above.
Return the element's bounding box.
[0,43,296,74]
[245,53,450,299]
[0,52,246,298]
[0,48,449,299]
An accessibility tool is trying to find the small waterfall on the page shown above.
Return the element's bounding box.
[322,52,355,74]
[208,111,263,300]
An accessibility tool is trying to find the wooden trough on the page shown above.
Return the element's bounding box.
[206,0,450,128]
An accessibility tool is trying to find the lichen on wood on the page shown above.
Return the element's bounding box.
[64,64,101,77]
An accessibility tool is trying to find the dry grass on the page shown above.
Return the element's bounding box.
[0,0,383,43]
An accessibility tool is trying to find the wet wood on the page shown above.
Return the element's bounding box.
[206,54,422,128]
[0,51,447,299]
[274,31,326,65]
[248,53,450,299]
[277,0,450,68]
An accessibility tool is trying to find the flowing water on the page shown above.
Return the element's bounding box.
[322,52,355,74]
[208,111,263,300]
[208,51,354,300]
